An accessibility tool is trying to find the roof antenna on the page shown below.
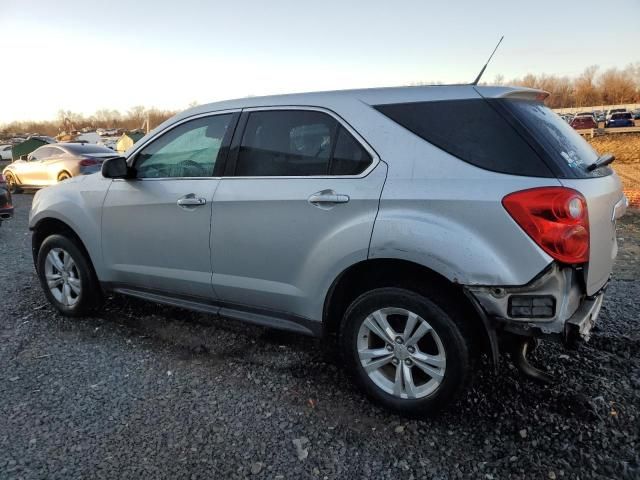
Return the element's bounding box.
[471,36,504,85]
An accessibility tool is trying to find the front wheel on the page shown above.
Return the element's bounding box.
[4,172,21,193]
[340,287,472,416]
[36,234,103,316]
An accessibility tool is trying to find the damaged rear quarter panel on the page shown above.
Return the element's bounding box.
[369,175,559,286]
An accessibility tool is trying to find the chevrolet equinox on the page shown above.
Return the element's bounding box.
[29,85,627,415]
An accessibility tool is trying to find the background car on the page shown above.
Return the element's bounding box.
[2,143,120,193]
[631,108,640,120]
[574,112,596,121]
[570,115,597,130]
[605,108,627,121]
[0,144,13,161]
[0,172,14,227]
[606,112,634,128]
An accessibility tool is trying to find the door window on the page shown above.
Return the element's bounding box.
[48,147,65,157]
[30,147,53,161]
[135,114,233,178]
[235,110,372,176]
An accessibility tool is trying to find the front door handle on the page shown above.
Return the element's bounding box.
[308,190,350,207]
[177,193,207,207]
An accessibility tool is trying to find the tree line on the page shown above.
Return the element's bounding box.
[1,63,639,137]
[493,63,640,109]
[0,106,179,138]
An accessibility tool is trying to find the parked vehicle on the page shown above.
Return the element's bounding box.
[631,109,640,120]
[574,112,596,121]
[0,173,14,226]
[593,110,605,123]
[0,144,13,161]
[570,115,597,130]
[605,112,634,128]
[2,143,119,192]
[605,108,627,121]
[29,85,627,415]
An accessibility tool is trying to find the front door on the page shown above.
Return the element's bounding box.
[101,112,237,300]
[210,108,386,320]
[18,146,52,186]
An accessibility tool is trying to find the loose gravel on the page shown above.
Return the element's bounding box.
[1,194,638,479]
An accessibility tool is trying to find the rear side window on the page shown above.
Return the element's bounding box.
[374,100,553,177]
[235,110,372,176]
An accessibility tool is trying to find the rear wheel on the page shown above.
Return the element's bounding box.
[36,234,102,316]
[57,171,71,182]
[340,287,472,416]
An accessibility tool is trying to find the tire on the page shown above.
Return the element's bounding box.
[57,171,71,182]
[36,234,103,316]
[4,172,21,194]
[340,287,472,416]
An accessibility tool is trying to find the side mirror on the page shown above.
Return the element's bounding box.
[102,156,130,179]
[20,155,28,161]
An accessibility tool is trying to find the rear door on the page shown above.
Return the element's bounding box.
[210,108,386,320]
[101,112,238,299]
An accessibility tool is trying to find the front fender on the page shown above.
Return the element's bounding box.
[30,175,110,277]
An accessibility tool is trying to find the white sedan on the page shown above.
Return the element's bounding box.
[0,145,12,161]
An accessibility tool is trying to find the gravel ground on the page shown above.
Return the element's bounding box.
[1,193,639,480]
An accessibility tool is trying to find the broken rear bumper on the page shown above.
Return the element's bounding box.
[465,263,607,347]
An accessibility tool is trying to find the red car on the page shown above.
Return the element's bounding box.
[570,115,597,130]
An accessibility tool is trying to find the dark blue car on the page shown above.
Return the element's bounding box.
[606,112,634,128]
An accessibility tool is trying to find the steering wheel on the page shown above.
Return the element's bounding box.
[177,159,207,176]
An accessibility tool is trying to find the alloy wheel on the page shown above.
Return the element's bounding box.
[44,248,81,306]
[357,307,447,399]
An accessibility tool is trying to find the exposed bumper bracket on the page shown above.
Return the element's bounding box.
[509,337,554,384]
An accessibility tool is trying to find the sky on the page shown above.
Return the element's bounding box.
[0,0,638,123]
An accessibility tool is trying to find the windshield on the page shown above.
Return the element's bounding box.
[501,99,610,179]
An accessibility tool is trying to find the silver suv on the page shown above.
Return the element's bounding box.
[29,85,627,415]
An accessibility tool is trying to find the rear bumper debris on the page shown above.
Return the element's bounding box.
[465,263,607,347]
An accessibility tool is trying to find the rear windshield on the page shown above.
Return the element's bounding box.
[375,98,610,179]
[612,113,632,119]
[502,99,609,178]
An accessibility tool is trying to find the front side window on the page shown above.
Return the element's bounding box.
[30,147,53,161]
[135,114,233,178]
[49,147,65,156]
[235,110,372,176]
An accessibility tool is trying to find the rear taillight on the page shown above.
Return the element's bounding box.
[79,158,99,167]
[502,187,589,264]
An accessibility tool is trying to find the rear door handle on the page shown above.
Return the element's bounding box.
[177,194,207,207]
[308,190,350,206]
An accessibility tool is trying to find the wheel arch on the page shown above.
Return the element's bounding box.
[57,170,72,181]
[323,257,497,362]
[31,217,95,276]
